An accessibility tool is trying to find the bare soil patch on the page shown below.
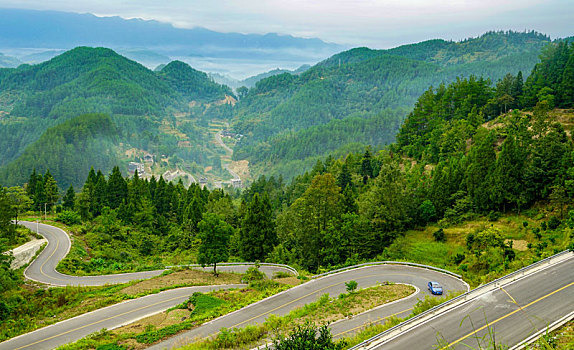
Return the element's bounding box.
[120,269,242,295]
[507,239,529,251]
[229,160,250,180]
[273,277,301,286]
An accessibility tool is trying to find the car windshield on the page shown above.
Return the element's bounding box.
[431,282,440,287]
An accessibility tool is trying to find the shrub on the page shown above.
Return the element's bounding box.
[453,253,466,265]
[270,322,345,350]
[345,280,358,293]
[487,211,500,222]
[56,210,82,225]
[96,344,127,350]
[504,249,516,261]
[433,228,446,242]
[243,266,265,284]
[273,271,292,279]
[547,217,561,230]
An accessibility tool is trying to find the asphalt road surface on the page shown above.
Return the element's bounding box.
[3,222,469,350]
[148,264,469,349]
[360,253,574,350]
[0,285,244,350]
[20,221,166,286]
[19,221,290,286]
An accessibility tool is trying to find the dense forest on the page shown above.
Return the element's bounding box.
[230,31,553,178]
[0,31,563,188]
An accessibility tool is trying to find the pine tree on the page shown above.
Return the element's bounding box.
[337,163,352,191]
[465,129,496,211]
[491,135,525,212]
[239,193,276,261]
[0,187,16,243]
[342,185,357,213]
[63,185,76,210]
[107,166,127,209]
[43,170,59,211]
[360,148,374,182]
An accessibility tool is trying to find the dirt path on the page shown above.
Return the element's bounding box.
[213,123,241,182]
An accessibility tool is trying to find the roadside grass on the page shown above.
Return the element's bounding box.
[525,319,574,350]
[0,267,247,342]
[56,281,292,350]
[342,292,462,349]
[162,283,416,350]
[379,212,571,287]
[3,224,37,250]
[19,216,196,275]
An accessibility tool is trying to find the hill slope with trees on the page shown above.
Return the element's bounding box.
[231,31,554,179]
[0,47,235,187]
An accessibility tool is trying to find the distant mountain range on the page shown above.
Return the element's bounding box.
[210,65,311,89]
[0,8,343,72]
[1,30,571,188]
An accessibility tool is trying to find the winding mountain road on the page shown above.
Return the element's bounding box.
[2,222,469,350]
[355,253,574,350]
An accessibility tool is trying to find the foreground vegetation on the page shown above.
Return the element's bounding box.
[57,282,414,350]
[56,278,292,350]
[0,266,256,342]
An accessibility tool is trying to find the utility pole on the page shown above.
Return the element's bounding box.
[44,203,47,220]
[36,219,39,235]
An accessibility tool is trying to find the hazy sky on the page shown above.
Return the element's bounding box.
[1,0,573,47]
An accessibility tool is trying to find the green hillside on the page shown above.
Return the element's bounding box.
[0,113,120,188]
[0,47,235,187]
[231,31,553,179]
[157,60,233,102]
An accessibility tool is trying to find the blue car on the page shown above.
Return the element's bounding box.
[428,281,443,295]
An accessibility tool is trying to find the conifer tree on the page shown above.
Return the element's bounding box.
[337,163,352,191]
[43,170,59,211]
[360,148,374,182]
[107,166,127,209]
[0,187,16,243]
[239,192,276,261]
[63,185,76,210]
[465,129,496,211]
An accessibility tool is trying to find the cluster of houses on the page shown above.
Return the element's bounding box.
[128,153,154,176]
[221,130,243,139]
[128,153,243,189]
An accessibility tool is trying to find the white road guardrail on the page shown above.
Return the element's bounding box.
[312,261,463,280]
[349,249,574,350]
[166,262,299,276]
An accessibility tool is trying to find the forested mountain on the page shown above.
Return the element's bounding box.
[0,47,235,187]
[231,31,554,179]
[239,65,311,88]
[0,114,120,187]
[157,61,232,102]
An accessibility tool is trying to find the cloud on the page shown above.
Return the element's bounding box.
[0,0,572,47]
